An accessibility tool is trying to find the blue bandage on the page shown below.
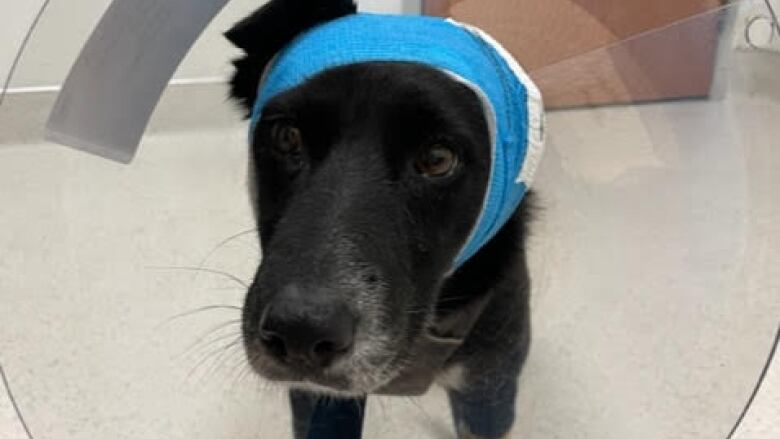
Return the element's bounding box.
[250,13,544,269]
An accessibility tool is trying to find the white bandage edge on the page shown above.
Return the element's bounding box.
[447,19,546,187]
[439,69,498,272]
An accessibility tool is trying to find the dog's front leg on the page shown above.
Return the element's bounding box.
[289,390,367,439]
[447,372,519,439]
[445,338,527,439]
[447,374,519,439]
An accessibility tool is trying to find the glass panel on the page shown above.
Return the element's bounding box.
[523,1,780,437]
[0,1,778,438]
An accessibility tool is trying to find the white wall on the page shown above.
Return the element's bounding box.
[0,1,49,91]
[358,0,421,14]
[1,0,420,92]
[3,0,262,91]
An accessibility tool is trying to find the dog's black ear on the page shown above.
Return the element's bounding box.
[225,0,357,117]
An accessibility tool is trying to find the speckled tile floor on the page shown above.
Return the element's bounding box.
[1,46,779,439]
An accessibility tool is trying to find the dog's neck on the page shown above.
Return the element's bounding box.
[372,209,529,396]
[438,209,528,319]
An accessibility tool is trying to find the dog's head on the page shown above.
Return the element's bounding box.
[226,0,522,395]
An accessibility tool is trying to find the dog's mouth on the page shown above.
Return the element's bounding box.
[242,328,409,395]
[244,350,404,396]
[245,352,352,391]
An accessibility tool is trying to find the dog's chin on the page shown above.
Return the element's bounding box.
[245,347,403,396]
[285,381,370,398]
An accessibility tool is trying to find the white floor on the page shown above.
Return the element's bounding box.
[1,56,780,439]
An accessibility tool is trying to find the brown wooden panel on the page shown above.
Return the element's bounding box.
[424,0,723,108]
[534,13,721,107]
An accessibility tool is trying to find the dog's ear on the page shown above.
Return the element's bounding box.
[225,0,357,117]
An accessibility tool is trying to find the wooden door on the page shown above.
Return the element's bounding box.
[425,0,725,108]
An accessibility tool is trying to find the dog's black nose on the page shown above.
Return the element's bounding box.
[259,291,355,368]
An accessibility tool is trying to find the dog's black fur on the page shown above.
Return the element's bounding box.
[226,1,533,437]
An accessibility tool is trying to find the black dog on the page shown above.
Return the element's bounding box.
[226,1,535,437]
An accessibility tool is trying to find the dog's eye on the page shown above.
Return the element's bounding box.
[271,124,303,155]
[415,145,459,178]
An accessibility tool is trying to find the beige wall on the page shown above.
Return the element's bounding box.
[0,1,48,89]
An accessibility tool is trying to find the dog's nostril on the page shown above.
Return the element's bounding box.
[260,330,287,359]
[310,336,352,367]
[312,339,350,357]
[258,294,355,368]
[313,340,336,357]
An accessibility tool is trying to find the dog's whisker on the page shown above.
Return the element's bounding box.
[211,340,248,389]
[235,354,260,387]
[229,350,258,391]
[194,228,260,281]
[199,343,246,390]
[222,345,248,385]
[176,319,242,360]
[211,285,247,292]
[231,354,256,390]
[157,305,242,328]
[186,337,242,385]
[206,335,244,372]
[147,265,251,289]
[401,293,484,317]
[185,330,244,361]
[185,341,232,383]
[254,373,265,396]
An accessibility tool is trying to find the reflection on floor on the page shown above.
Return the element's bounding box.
[731,326,780,439]
[1,365,30,439]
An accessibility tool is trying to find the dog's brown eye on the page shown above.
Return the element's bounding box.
[272,124,303,154]
[415,145,459,178]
